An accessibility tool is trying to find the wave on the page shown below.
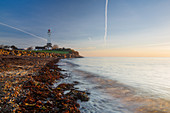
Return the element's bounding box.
[58,59,80,67]
[59,59,170,113]
[72,69,170,113]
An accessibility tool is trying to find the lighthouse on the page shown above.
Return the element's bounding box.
[47,29,52,50]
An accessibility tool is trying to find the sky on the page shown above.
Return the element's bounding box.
[1,0,170,57]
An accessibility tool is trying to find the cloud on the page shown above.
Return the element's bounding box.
[145,42,170,47]
[0,22,47,41]
[75,47,96,50]
[104,0,108,43]
[88,37,92,41]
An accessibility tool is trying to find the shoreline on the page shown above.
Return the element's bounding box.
[0,49,88,112]
[62,58,170,113]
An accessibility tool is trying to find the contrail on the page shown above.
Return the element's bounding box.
[0,22,47,41]
[104,0,108,44]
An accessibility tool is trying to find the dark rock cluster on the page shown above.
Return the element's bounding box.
[16,58,89,112]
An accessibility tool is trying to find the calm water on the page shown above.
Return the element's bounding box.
[58,57,170,113]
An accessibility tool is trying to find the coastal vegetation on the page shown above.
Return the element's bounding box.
[0,45,82,58]
[31,50,69,54]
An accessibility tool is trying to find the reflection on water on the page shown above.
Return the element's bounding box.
[67,57,170,100]
[73,70,170,113]
[58,61,131,113]
[59,58,170,113]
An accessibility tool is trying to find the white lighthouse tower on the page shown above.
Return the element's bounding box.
[47,29,52,50]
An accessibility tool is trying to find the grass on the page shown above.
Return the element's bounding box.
[31,50,69,54]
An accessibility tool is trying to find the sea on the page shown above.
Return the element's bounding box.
[57,57,170,113]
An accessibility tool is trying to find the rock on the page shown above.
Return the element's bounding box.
[73,81,80,85]
[66,90,90,102]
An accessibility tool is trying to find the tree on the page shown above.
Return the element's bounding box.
[52,44,59,50]
[4,45,10,48]
[27,46,33,50]
[11,45,18,50]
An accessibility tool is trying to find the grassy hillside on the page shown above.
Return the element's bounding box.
[31,50,69,54]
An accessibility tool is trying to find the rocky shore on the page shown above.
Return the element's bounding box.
[0,49,89,112]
